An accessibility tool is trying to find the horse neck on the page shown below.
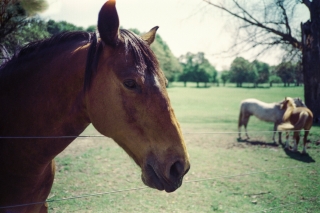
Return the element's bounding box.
[0,42,91,167]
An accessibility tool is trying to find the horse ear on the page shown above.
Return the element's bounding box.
[141,26,159,45]
[98,0,120,47]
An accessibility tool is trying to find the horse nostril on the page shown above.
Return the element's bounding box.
[170,160,185,179]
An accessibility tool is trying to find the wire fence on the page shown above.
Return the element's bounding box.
[0,164,317,210]
[0,130,319,211]
[0,129,316,139]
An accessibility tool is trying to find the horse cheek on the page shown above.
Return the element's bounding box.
[85,71,118,137]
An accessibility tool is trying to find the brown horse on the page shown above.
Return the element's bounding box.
[278,97,313,154]
[0,1,190,212]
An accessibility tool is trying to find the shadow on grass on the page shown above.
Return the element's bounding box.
[278,141,316,163]
[237,137,279,147]
[237,137,316,163]
[227,86,271,89]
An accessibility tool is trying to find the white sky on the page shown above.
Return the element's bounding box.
[40,0,309,71]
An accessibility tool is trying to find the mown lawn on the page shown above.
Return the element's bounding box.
[49,83,320,213]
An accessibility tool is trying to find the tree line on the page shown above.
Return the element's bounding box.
[175,53,301,88]
[220,57,302,88]
[1,0,318,120]
[202,0,319,121]
[0,1,302,89]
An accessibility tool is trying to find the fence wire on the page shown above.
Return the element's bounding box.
[0,129,315,139]
[0,164,317,210]
[0,130,318,211]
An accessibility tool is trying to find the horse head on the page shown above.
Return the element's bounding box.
[294,97,306,107]
[85,0,190,192]
[280,97,297,110]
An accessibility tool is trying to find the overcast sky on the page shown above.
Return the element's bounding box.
[40,0,309,71]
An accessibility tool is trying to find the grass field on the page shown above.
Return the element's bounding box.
[48,83,320,213]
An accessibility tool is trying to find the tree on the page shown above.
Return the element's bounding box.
[151,34,182,83]
[47,20,84,36]
[6,18,48,51]
[229,57,251,87]
[246,66,258,87]
[274,61,295,86]
[269,75,282,87]
[203,0,320,120]
[293,62,303,86]
[86,25,96,33]
[0,0,48,55]
[179,52,217,87]
[251,60,270,87]
[220,70,230,86]
[130,28,182,83]
[179,52,194,87]
[0,0,48,43]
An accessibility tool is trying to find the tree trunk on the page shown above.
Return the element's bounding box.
[302,1,320,122]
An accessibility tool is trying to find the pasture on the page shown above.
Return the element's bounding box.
[48,84,319,213]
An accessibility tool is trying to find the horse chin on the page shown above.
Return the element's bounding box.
[141,173,164,191]
[141,165,182,193]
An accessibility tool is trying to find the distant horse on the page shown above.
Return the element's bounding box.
[0,1,190,212]
[278,97,313,154]
[238,98,306,142]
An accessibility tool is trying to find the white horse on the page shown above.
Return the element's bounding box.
[238,98,306,143]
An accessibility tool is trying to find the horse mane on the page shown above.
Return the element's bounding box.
[283,97,296,121]
[1,31,93,69]
[121,29,158,74]
[84,29,159,90]
[0,31,94,89]
[286,97,296,108]
[0,29,159,91]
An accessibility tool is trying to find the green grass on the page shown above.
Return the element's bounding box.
[49,83,320,213]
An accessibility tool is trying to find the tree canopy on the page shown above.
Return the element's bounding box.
[0,0,48,55]
[130,28,182,83]
[47,20,84,36]
[150,34,182,82]
[274,61,297,86]
[179,52,217,87]
[203,0,320,120]
[0,1,310,98]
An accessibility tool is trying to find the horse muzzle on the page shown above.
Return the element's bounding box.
[141,156,190,192]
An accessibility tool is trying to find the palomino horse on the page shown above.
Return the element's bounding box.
[278,97,313,154]
[0,1,190,212]
[238,98,306,142]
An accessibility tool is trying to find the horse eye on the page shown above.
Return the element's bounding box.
[123,80,137,90]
